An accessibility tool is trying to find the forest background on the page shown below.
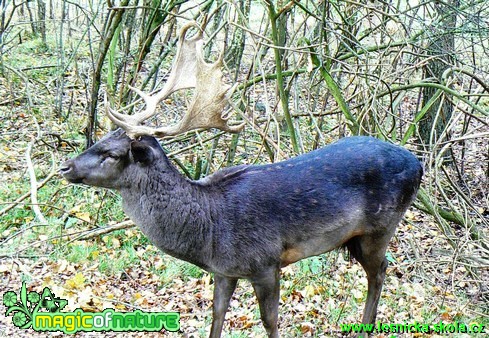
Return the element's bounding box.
[0,0,488,336]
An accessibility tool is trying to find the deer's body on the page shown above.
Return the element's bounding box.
[61,130,422,337]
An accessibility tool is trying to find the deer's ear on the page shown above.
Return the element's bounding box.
[130,140,154,165]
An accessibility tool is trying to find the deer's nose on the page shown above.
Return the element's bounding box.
[59,161,73,176]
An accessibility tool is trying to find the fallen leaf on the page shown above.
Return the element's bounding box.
[65,272,86,290]
[75,212,91,223]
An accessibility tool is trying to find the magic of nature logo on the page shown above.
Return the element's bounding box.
[3,282,180,333]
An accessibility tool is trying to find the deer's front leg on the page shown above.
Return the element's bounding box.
[209,274,238,338]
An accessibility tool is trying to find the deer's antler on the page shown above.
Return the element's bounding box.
[106,21,244,138]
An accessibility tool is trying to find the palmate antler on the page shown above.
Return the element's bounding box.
[106,22,245,138]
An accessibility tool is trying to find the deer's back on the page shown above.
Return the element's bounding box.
[216,136,422,216]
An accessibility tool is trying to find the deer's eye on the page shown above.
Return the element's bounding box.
[107,153,119,159]
[102,153,119,164]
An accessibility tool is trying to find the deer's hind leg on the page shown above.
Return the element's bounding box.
[251,268,281,338]
[345,230,395,325]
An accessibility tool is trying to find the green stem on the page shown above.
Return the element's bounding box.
[400,89,443,145]
[266,1,299,153]
[415,187,466,227]
[308,44,359,134]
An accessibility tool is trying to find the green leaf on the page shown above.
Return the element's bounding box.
[385,251,396,264]
[305,40,360,135]
[20,282,27,308]
[401,88,442,145]
[20,320,33,329]
[6,305,30,316]
[107,24,121,93]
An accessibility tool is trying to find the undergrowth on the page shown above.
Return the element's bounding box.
[1,2,488,337]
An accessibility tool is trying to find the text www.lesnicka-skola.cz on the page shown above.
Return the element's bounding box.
[341,321,486,335]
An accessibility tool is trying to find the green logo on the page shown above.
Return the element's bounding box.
[3,282,180,333]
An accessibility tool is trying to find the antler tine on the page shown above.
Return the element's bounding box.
[105,92,160,137]
[106,21,244,138]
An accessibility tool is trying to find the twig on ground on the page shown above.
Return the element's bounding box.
[72,220,134,241]
[0,220,134,258]
[25,139,48,225]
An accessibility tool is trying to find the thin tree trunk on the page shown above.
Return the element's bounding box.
[37,0,46,45]
[225,0,250,81]
[419,0,459,153]
[86,0,130,147]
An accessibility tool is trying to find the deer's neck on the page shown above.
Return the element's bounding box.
[120,163,216,270]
